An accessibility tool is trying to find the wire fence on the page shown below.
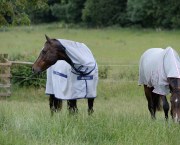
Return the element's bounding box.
[0,52,140,97]
[10,61,139,83]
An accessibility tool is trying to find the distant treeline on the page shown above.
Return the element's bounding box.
[1,0,180,29]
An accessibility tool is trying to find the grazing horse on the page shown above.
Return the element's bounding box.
[139,47,180,122]
[32,35,98,115]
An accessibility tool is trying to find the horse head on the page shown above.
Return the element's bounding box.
[32,35,71,73]
[168,78,180,122]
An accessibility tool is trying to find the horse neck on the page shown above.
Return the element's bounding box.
[56,40,74,66]
[59,51,74,67]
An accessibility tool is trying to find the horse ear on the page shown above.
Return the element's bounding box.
[45,35,51,43]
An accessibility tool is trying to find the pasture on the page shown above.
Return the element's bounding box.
[1,24,180,145]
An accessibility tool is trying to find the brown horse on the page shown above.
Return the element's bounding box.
[32,35,97,115]
[139,47,180,122]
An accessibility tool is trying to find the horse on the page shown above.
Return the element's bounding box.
[32,35,98,115]
[139,47,180,122]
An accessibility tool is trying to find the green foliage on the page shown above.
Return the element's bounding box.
[26,0,51,23]
[82,0,101,26]
[163,1,180,29]
[12,13,30,26]
[66,0,86,23]
[50,3,68,22]
[0,0,48,26]
[1,0,180,28]
[98,66,109,79]
[10,53,46,87]
[0,1,14,26]
[127,0,158,27]
[0,14,8,26]
[127,0,180,28]
[0,0,31,26]
[50,0,86,23]
[82,0,127,27]
[11,64,46,87]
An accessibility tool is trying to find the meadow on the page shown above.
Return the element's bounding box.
[1,24,180,145]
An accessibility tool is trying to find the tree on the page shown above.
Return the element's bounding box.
[0,0,48,26]
[127,0,156,27]
[25,0,50,23]
[50,0,86,23]
[127,0,180,28]
[82,0,127,27]
[0,0,30,26]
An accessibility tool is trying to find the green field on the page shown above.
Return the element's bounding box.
[1,24,180,145]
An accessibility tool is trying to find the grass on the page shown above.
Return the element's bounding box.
[1,24,180,144]
[1,24,180,64]
[1,81,180,145]
[1,82,180,145]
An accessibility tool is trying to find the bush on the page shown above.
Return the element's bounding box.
[0,14,8,26]
[11,65,46,88]
[98,66,109,79]
[10,53,46,87]
[12,13,30,26]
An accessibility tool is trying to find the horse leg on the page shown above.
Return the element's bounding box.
[151,92,161,118]
[54,97,62,111]
[67,100,78,114]
[49,94,55,116]
[144,85,155,119]
[49,94,62,116]
[88,98,94,115]
[160,95,169,120]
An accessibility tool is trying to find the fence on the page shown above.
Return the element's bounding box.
[0,54,139,97]
[0,54,11,97]
[0,54,35,97]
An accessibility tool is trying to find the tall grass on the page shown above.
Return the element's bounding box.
[1,25,180,144]
[1,81,180,145]
[1,82,180,145]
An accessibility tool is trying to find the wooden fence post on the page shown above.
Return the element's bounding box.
[0,54,11,97]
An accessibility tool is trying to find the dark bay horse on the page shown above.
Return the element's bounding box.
[32,35,98,115]
[139,47,180,122]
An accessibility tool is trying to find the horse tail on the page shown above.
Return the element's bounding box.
[153,94,162,111]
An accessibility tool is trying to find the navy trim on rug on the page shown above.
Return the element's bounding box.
[77,75,93,80]
[71,63,97,76]
[53,71,67,78]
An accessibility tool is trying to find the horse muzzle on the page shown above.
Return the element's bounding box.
[32,65,42,74]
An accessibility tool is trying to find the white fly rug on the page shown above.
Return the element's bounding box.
[45,39,98,100]
[139,47,180,95]
[58,39,96,75]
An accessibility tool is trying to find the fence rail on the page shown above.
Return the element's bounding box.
[10,61,33,65]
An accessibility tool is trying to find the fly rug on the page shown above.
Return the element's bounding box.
[46,60,98,107]
[32,36,98,115]
[139,47,180,122]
